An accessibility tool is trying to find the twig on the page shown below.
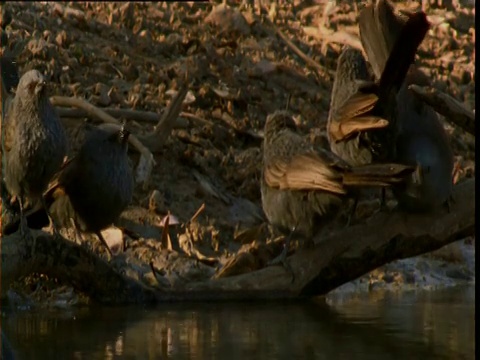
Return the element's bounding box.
[50,96,155,159]
[55,106,210,128]
[50,96,156,186]
[189,203,206,225]
[180,112,216,127]
[303,26,363,51]
[160,212,172,251]
[261,14,333,78]
[138,84,189,152]
[409,84,475,135]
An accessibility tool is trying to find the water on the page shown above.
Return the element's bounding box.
[1,286,474,359]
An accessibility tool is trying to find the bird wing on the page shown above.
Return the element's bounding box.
[43,155,77,199]
[329,91,389,142]
[264,152,347,194]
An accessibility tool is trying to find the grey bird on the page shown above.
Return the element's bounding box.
[261,111,414,270]
[359,0,454,211]
[2,69,68,238]
[44,123,134,256]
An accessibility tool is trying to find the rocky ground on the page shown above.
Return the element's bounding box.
[0,1,475,307]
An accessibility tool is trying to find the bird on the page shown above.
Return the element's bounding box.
[359,0,454,212]
[261,110,414,270]
[327,2,431,168]
[2,69,68,239]
[44,123,134,256]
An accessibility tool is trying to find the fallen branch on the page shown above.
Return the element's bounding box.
[259,14,334,79]
[137,84,189,152]
[1,178,474,303]
[50,96,156,156]
[182,179,475,299]
[56,106,168,124]
[0,230,156,304]
[274,26,334,78]
[409,84,475,135]
[50,95,156,187]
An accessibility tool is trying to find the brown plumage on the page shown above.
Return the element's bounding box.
[261,110,414,267]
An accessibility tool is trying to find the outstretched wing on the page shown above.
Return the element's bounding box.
[264,152,347,194]
[329,91,389,142]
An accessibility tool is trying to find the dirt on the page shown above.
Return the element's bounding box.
[1,1,475,307]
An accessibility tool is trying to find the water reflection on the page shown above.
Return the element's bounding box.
[2,286,474,359]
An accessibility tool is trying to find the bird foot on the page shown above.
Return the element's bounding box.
[267,248,295,283]
[344,197,359,228]
[96,232,113,261]
[344,212,354,228]
[371,198,390,217]
[47,222,63,241]
[19,216,36,257]
[19,216,33,241]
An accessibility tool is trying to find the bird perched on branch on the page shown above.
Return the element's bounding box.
[44,123,134,256]
[261,110,414,270]
[327,1,430,168]
[358,0,454,212]
[2,69,68,239]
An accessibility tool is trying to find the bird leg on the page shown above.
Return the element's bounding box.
[371,188,389,216]
[379,188,388,210]
[95,231,113,259]
[17,197,32,240]
[345,196,359,227]
[267,225,297,283]
[41,197,61,240]
[17,197,35,257]
[69,218,83,245]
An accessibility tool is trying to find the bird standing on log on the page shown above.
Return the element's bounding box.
[358,0,454,212]
[44,123,134,256]
[2,69,68,239]
[328,1,430,167]
[261,110,414,270]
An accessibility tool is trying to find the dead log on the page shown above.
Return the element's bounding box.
[409,84,475,135]
[0,229,156,304]
[0,179,474,303]
[181,179,474,299]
